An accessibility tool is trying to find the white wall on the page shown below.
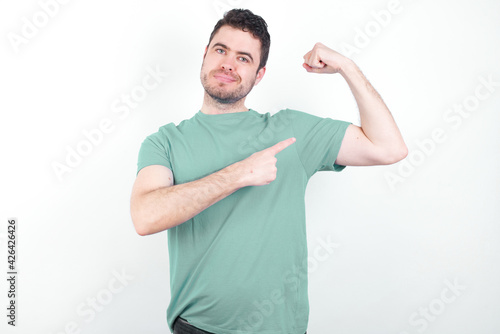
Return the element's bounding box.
[1,0,499,333]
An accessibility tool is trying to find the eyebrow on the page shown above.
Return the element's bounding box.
[212,43,254,63]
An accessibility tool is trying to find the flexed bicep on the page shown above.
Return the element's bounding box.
[335,124,395,166]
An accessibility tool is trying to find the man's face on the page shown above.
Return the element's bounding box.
[200,25,266,105]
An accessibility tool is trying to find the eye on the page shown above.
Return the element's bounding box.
[216,48,225,54]
[238,56,249,63]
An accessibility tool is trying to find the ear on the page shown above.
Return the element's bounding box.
[254,67,266,86]
[203,45,208,59]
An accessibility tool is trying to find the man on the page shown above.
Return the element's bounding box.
[130,8,407,334]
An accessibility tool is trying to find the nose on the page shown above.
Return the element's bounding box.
[221,64,233,72]
[221,60,234,72]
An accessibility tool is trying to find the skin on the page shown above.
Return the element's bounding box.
[130,26,408,235]
[199,25,266,115]
[302,42,408,165]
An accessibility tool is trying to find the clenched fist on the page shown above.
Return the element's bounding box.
[303,42,350,74]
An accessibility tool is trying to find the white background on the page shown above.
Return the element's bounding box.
[1,0,499,333]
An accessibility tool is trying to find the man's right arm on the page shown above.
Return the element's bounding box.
[130,163,244,236]
[130,137,296,236]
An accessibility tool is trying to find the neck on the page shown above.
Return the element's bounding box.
[200,92,249,115]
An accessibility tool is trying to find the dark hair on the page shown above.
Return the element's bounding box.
[207,9,270,72]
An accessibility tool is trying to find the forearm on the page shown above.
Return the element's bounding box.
[133,163,244,235]
[340,59,406,152]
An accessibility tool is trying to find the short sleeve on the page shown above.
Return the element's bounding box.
[136,126,173,176]
[287,108,351,179]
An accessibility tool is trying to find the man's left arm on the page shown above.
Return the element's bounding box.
[303,42,408,166]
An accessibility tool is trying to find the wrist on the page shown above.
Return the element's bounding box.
[222,162,247,190]
[338,57,356,77]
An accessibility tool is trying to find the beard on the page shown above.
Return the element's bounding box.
[201,69,256,105]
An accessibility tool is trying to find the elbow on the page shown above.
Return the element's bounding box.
[131,210,173,236]
[392,144,408,163]
[131,215,150,236]
[131,205,146,236]
[400,145,409,161]
[130,196,177,235]
[130,199,159,236]
[130,207,155,236]
[134,223,150,236]
[380,144,408,165]
[133,218,164,236]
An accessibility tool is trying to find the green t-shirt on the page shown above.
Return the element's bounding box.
[137,108,351,334]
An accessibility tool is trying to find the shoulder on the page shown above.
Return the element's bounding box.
[144,122,173,139]
[146,117,190,139]
[273,108,335,127]
[274,108,334,120]
[274,108,308,117]
[272,108,315,122]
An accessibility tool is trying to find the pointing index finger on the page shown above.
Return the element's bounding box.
[269,137,296,155]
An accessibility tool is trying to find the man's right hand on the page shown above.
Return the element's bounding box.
[233,137,296,187]
[131,137,296,235]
